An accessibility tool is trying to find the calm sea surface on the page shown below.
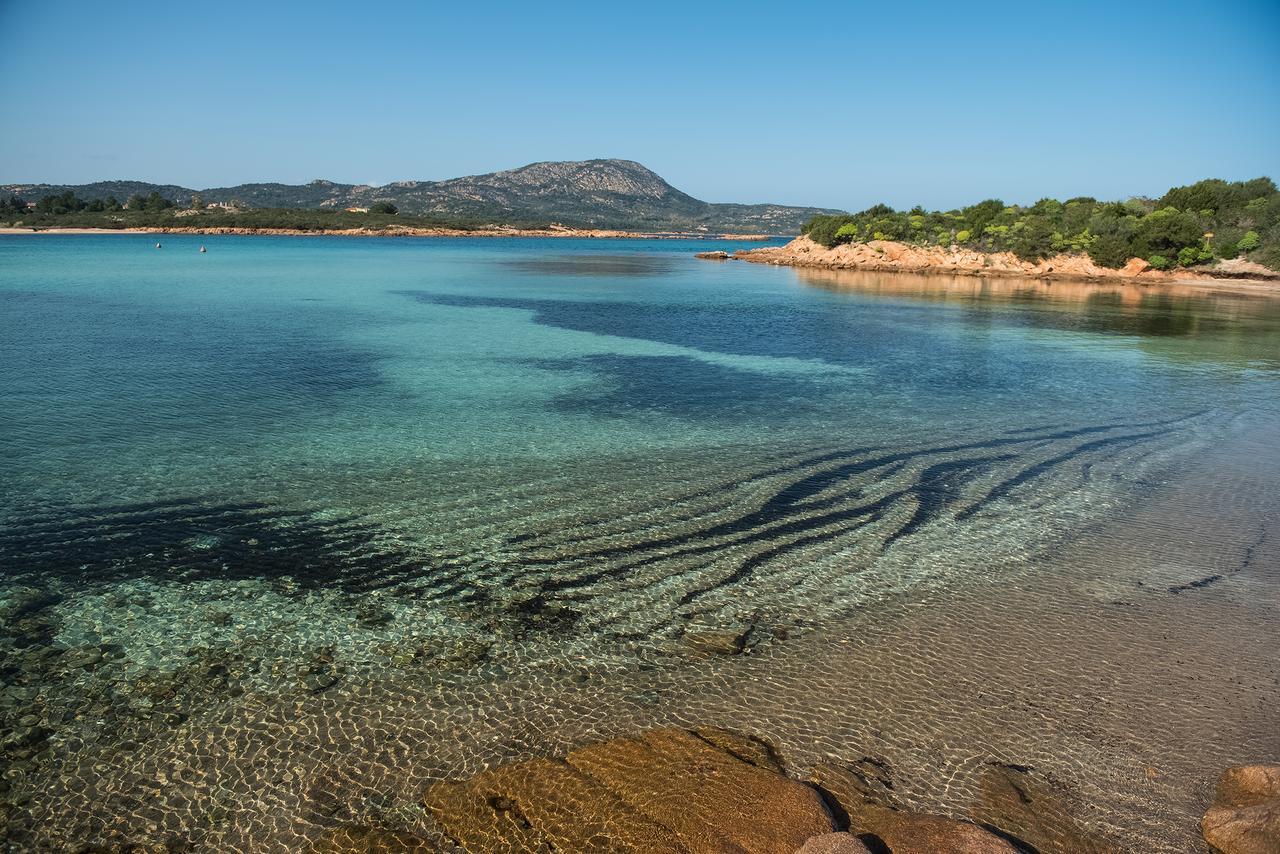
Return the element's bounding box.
[2,234,1278,850]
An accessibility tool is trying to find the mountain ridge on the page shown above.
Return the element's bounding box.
[0,159,842,233]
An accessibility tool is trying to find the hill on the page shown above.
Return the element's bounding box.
[0,160,841,234]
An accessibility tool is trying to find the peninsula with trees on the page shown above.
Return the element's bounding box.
[734,177,1280,284]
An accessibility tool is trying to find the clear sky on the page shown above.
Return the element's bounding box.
[2,0,1277,211]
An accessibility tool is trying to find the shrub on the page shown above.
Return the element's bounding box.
[961,199,1005,236]
[1132,207,1203,259]
[858,203,894,217]
[1148,254,1172,270]
[955,229,971,243]
[1087,234,1131,269]
[1238,231,1260,253]
[868,216,905,241]
[804,214,856,248]
[1009,216,1056,261]
[1177,245,1211,267]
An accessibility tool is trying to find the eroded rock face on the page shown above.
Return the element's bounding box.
[422,727,834,853]
[1202,764,1280,854]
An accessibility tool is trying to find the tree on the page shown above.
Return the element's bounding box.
[1159,179,1232,215]
[370,201,398,215]
[1009,215,1056,261]
[960,199,1006,237]
[1087,234,1132,268]
[190,193,205,210]
[858,203,894,217]
[1238,231,1261,253]
[36,191,87,215]
[868,215,905,241]
[144,191,174,211]
[1132,207,1202,259]
[1029,198,1064,217]
[804,215,856,248]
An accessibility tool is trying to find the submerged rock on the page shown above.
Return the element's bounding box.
[682,624,752,656]
[797,832,872,854]
[299,650,343,693]
[423,726,833,852]
[692,725,787,775]
[1202,764,1280,854]
[301,667,341,693]
[811,760,1017,854]
[971,761,1119,853]
[0,587,63,622]
[60,645,106,671]
[355,601,394,628]
[308,824,438,853]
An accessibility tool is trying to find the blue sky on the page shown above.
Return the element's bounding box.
[1,0,1277,210]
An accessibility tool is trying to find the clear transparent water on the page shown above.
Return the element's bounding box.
[2,234,1278,850]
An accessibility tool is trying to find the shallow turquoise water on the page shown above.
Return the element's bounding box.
[2,234,1279,849]
[3,233,1279,630]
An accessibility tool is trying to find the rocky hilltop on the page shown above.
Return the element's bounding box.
[1,160,841,234]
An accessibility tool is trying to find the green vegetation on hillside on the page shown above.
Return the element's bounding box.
[802,178,1280,272]
[1,160,843,233]
[0,158,844,231]
[0,192,528,232]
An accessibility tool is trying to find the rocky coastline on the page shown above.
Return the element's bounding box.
[311,726,1278,853]
[728,236,1280,291]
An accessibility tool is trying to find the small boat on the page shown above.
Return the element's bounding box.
[155,242,162,249]
[199,245,207,253]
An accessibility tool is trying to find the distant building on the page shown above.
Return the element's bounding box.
[345,207,369,213]
[206,201,241,211]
